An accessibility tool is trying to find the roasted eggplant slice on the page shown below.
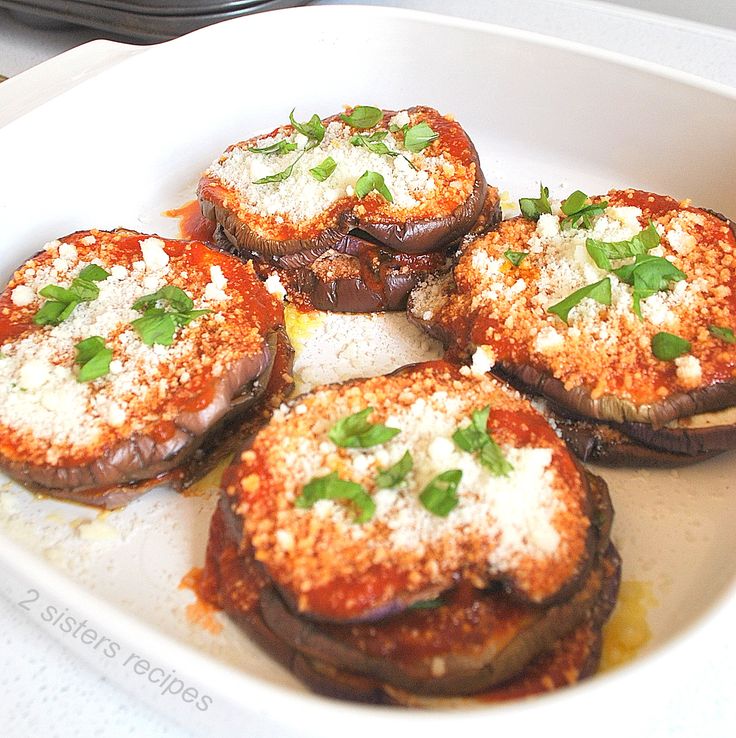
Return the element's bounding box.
[409,189,736,465]
[0,229,291,508]
[199,392,620,704]
[199,105,488,258]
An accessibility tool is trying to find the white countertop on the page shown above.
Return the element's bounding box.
[1,2,735,737]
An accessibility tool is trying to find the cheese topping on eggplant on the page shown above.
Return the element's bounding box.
[228,363,592,617]
[415,189,736,406]
[0,230,282,466]
[199,106,478,241]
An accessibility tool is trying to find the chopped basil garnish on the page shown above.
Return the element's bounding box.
[613,254,686,319]
[341,105,383,129]
[375,450,413,489]
[328,407,400,448]
[296,472,375,523]
[309,156,337,182]
[248,140,298,156]
[453,406,513,476]
[504,250,529,267]
[350,131,400,157]
[519,184,552,221]
[403,122,439,153]
[548,277,612,324]
[586,222,660,271]
[409,598,444,610]
[708,325,736,344]
[133,285,193,313]
[420,469,462,517]
[289,109,325,147]
[355,171,393,202]
[131,286,209,346]
[253,153,304,185]
[651,331,691,361]
[74,336,113,383]
[561,190,608,230]
[33,264,111,326]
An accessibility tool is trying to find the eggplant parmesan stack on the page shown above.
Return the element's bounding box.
[409,189,736,466]
[0,229,291,508]
[198,105,500,311]
[201,361,620,703]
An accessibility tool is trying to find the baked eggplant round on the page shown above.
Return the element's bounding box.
[199,361,620,701]
[409,189,736,465]
[0,229,292,508]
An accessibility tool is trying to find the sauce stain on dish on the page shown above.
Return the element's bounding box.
[284,304,326,353]
[164,200,216,243]
[600,580,657,671]
[179,567,223,635]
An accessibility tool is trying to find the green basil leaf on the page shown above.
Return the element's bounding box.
[170,308,211,327]
[131,311,177,346]
[375,450,413,489]
[708,325,736,344]
[560,190,608,229]
[403,122,439,153]
[651,331,691,361]
[309,156,337,182]
[519,184,552,221]
[409,598,444,610]
[419,469,462,517]
[452,406,513,476]
[350,133,399,157]
[74,336,112,383]
[74,335,106,365]
[77,264,111,282]
[585,222,660,270]
[289,109,325,145]
[248,140,298,155]
[58,300,80,322]
[479,438,514,476]
[328,407,401,448]
[32,300,68,326]
[504,250,529,267]
[548,277,612,323]
[295,472,375,523]
[253,153,302,185]
[613,254,686,319]
[133,285,193,313]
[453,406,490,453]
[341,105,383,129]
[355,171,393,203]
[69,277,100,302]
[39,285,76,302]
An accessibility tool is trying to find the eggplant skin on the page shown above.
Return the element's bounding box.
[0,331,289,509]
[214,189,501,314]
[199,106,490,261]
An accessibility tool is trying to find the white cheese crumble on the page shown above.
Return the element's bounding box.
[675,354,702,387]
[140,237,170,272]
[534,326,565,355]
[469,345,496,375]
[10,285,35,307]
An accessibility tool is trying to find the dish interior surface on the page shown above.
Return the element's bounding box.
[0,6,734,733]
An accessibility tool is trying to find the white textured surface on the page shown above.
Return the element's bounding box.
[0,3,734,738]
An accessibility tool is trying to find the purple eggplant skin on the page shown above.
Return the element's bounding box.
[0,332,281,509]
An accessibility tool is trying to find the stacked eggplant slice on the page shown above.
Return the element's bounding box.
[199,105,500,311]
[409,189,736,466]
[0,229,291,508]
[201,362,621,703]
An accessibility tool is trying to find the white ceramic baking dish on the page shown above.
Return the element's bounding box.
[0,6,734,737]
